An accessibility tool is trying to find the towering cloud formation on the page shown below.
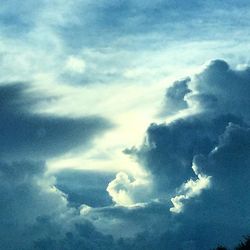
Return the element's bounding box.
[105,59,250,249]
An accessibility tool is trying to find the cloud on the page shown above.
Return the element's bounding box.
[0,55,248,250]
[111,59,250,248]
[81,201,172,239]
[130,113,242,197]
[2,0,250,248]
[131,59,250,193]
[188,59,250,119]
[0,160,70,249]
[0,83,111,160]
[160,77,191,116]
[55,169,114,207]
[0,159,120,250]
[170,161,211,213]
[107,172,152,206]
[96,123,250,249]
[173,122,250,248]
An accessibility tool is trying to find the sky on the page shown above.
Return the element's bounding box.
[1,1,250,249]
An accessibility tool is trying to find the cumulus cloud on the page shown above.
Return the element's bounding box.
[170,161,211,213]
[188,60,250,119]
[130,113,241,197]
[112,59,250,248]
[107,172,152,206]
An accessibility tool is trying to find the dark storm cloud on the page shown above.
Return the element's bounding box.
[132,113,243,195]
[119,59,250,248]
[1,51,250,250]
[0,83,111,160]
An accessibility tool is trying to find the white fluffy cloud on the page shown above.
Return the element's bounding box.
[170,162,211,213]
[107,172,152,206]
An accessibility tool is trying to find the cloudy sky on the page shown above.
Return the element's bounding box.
[1,1,250,249]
